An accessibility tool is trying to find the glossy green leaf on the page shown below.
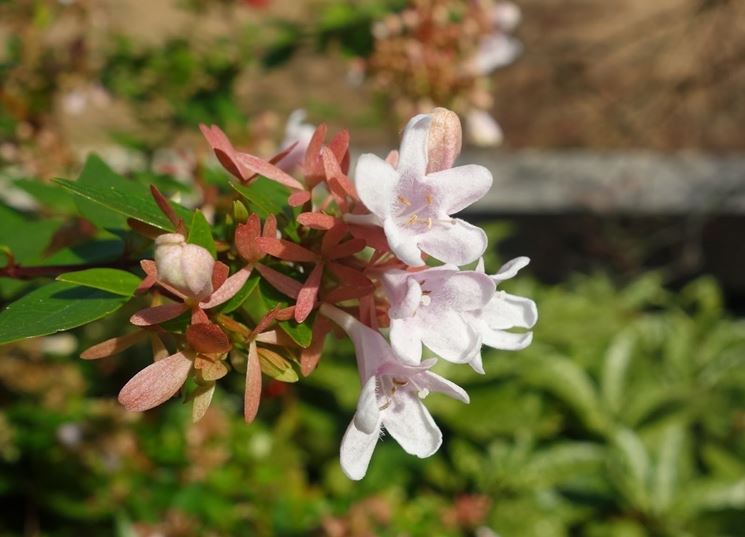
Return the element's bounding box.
[243,278,312,348]
[0,282,130,345]
[0,203,60,265]
[187,210,216,257]
[13,179,78,214]
[56,268,141,297]
[55,155,192,231]
[230,177,288,219]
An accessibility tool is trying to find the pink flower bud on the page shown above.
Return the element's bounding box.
[154,233,214,300]
[426,107,462,174]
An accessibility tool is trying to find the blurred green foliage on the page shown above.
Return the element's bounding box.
[1,262,743,535]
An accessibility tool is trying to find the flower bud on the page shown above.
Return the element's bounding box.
[155,233,214,300]
[426,107,462,174]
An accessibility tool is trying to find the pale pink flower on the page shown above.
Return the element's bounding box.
[321,304,469,480]
[278,109,316,172]
[463,257,538,373]
[382,266,494,365]
[351,113,492,266]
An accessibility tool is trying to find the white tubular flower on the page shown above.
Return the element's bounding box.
[382,266,494,365]
[278,109,316,171]
[352,113,493,266]
[321,304,469,481]
[463,257,538,374]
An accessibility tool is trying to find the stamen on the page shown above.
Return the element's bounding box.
[426,217,432,229]
[398,195,411,206]
[406,214,418,226]
[426,194,433,205]
[420,295,431,306]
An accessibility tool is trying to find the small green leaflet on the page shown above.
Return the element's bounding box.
[242,277,313,348]
[230,177,289,218]
[187,210,216,257]
[56,268,141,297]
[55,154,192,232]
[0,281,131,346]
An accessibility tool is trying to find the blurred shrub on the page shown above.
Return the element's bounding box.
[1,266,743,536]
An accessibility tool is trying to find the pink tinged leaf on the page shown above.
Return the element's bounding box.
[297,212,337,230]
[382,391,442,458]
[235,215,262,262]
[235,152,304,190]
[200,265,253,309]
[81,331,147,360]
[426,107,462,174]
[130,303,188,326]
[295,263,324,323]
[328,129,350,166]
[326,239,366,260]
[254,264,301,299]
[254,329,297,347]
[244,341,262,423]
[321,222,349,255]
[347,224,390,253]
[303,123,328,182]
[288,190,312,207]
[186,322,232,354]
[141,260,187,300]
[321,146,357,201]
[256,237,317,262]
[191,307,210,325]
[340,416,380,481]
[192,382,216,423]
[275,306,295,321]
[211,261,229,291]
[150,185,184,229]
[326,262,373,288]
[150,333,169,361]
[252,305,284,336]
[397,114,431,177]
[199,124,245,181]
[426,164,492,214]
[118,351,192,412]
[323,285,375,304]
[418,218,488,266]
[300,317,332,376]
[262,214,277,238]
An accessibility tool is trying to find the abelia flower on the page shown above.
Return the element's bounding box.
[278,109,316,172]
[320,304,469,480]
[465,109,504,147]
[382,266,494,365]
[463,257,538,373]
[154,233,215,301]
[351,113,492,266]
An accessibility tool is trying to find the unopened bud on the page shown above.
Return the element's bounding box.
[426,107,462,174]
[155,233,215,299]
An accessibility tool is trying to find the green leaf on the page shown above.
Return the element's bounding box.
[13,179,78,214]
[258,348,299,382]
[55,155,192,232]
[651,421,686,514]
[216,273,259,314]
[187,210,216,257]
[230,177,289,218]
[0,203,60,265]
[243,277,312,348]
[0,281,130,345]
[56,268,141,297]
[601,331,635,415]
[609,428,651,511]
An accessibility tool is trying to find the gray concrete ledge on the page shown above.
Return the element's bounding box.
[457,150,745,214]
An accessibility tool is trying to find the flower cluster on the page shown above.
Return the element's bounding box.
[365,0,521,146]
[82,107,536,479]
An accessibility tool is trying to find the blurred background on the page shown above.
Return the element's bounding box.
[1,1,745,535]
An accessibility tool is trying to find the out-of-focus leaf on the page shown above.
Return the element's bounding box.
[651,421,686,514]
[609,428,650,511]
[0,282,130,345]
[230,178,288,219]
[187,210,216,257]
[56,268,141,297]
[13,179,78,214]
[601,331,635,415]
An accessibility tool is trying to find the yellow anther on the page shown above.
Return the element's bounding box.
[426,194,433,205]
[426,217,432,229]
[406,214,418,226]
[398,195,411,206]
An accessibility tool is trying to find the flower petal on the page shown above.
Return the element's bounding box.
[354,153,400,217]
[397,114,431,177]
[384,217,424,266]
[353,376,381,434]
[425,164,492,215]
[389,318,423,365]
[492,256,531,282]
[426,270,494,312]
[418,218,487,266]
[420,371,470,403]
[481,328,533,350]
[118,352,192,412]
[480,293,538,329]
[418,309,481,363]
[383,391,442,458]
[340,417,381,480]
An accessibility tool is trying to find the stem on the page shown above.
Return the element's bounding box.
[0,258,140,280]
